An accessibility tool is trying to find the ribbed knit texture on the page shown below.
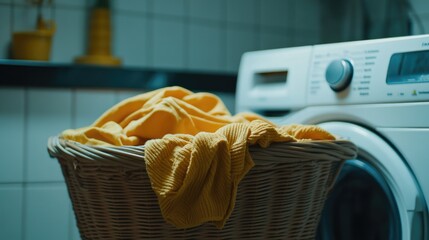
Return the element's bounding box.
[61,86,335,229]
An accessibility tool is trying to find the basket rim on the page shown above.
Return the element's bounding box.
[48,136,357,166]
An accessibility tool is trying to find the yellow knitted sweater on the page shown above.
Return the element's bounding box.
[61,86,335,229]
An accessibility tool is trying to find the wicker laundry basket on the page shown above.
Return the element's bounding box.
[48,137,357,240]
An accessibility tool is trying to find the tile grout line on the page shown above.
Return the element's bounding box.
[255,0,261,50]
[184,0,190,69]
[290,0,297,46]
[71,89,77,129]
[147,0,153,67]
[21,87,28,240]
[221,0,228,71]
[50,0,55,23]
[69,88,76,240]
[220,1,231,72]
[10,0,14,35]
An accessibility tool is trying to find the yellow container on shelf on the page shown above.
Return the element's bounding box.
[12,30,53,61]
[12,18,55,61]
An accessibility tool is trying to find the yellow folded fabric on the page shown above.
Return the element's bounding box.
[61,86,335,229]
[62,86,268,146]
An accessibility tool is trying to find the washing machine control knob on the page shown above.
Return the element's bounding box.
[325,59,353,92]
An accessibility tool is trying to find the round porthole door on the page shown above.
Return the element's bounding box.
[315,122,425,240]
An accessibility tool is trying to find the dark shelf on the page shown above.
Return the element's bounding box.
[0,60,237,93]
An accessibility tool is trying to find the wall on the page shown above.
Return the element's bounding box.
[0,0,322,239]
[0,0,321,72]
[320,0,429,43]
[410,0,429,35]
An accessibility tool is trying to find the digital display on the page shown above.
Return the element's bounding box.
[387,50,429,84]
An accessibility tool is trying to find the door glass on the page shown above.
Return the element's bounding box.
[316,158,401,240]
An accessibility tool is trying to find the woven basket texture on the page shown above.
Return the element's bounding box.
[48,137,357,240]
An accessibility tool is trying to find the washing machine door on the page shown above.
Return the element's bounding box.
[315,122,426,240]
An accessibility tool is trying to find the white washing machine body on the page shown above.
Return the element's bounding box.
[279,104,428,240]
[236,35,429,239]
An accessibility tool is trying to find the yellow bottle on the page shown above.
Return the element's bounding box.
[74,0,121,66]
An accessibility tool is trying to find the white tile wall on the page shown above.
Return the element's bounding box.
[260,0,293,29]
[0,184,23,240]
[188,22,224,71]
[11,2,53,30]
[152,17,186,69]
[294,0,322,43]
[188,0,225,22]
[24,183,70,240]
[0,88,25,182]
[0,5,10,58]
[3,0,428,71]
[152,0,186,17]
[293,29,323,47]
[74,89,117,127]
[226,0,259,25]
[226,25,259,72]
[54,0,86,8]
[113,0,150,14]
[51,8,86,63]
[113,13,150,67]
[5,2,83,63]
[0,0,327,70]
[294,0,320,35]
[26,89,72,182]
[260,30,289,50]
[11,5,39,32]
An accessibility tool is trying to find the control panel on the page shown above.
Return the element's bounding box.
[236,35,429,113]
[307,35,429,105]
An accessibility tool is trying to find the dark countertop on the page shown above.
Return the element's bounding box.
[0,60,237,93]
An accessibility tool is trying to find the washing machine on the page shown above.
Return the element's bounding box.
[236,34,429,239]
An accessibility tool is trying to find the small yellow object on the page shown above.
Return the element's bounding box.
[12,16,55,61]
[61,86,335,229]
[74,8,121,66]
